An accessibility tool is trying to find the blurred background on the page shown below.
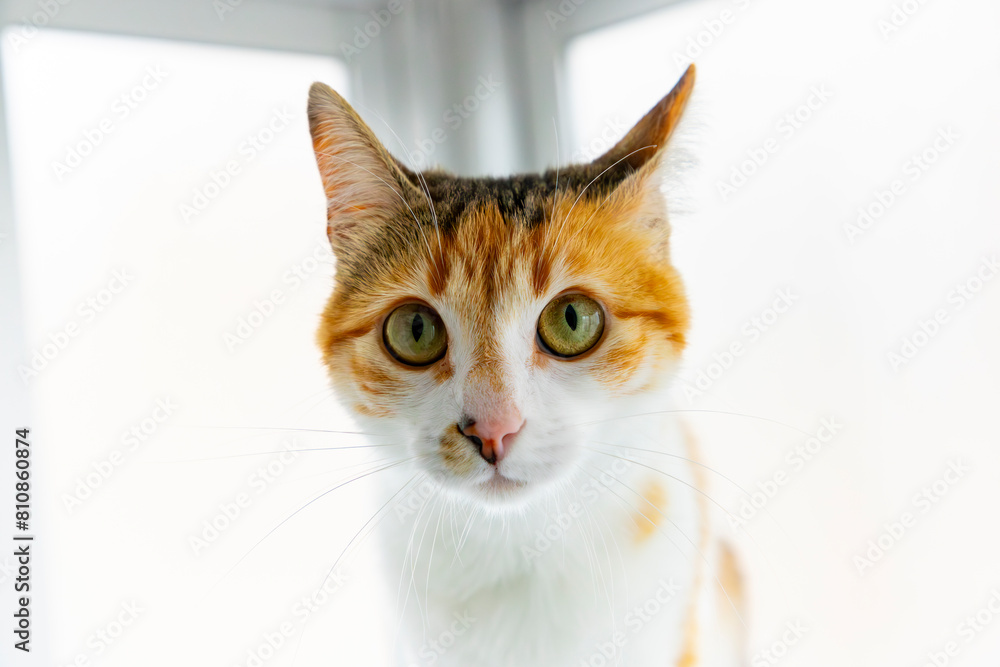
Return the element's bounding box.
[0,0,998,665]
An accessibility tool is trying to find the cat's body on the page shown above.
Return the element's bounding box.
[307,65,745,666]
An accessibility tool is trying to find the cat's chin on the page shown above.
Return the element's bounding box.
[469,468,562,508]
[435,468,543,507]
[479,470,528,493]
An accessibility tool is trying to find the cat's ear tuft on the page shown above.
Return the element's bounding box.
[589,64,695,174]
[308,82,416,253]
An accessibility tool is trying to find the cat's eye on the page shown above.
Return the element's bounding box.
[383,303,448,366]
[537,293,605,358]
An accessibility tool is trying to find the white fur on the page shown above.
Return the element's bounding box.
[341,301,738,666]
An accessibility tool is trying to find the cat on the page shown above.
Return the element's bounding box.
[307,64,745,666]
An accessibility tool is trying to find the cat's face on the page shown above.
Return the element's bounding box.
[309,68,694,507]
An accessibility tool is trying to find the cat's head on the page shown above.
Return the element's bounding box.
[309,67,694,507]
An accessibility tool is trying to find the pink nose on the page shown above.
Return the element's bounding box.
[460,412,524,464]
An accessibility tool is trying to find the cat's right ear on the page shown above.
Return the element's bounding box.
[308,83,418,254]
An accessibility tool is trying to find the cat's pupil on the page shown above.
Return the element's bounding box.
[565,304,578,331]
[412,313,424,342]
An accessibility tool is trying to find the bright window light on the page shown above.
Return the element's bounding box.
[1,28,391,666]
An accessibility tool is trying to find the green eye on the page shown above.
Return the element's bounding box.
[383,303,448,366]
[537,293,605,358]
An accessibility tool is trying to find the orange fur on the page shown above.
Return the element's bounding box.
[632,478,669,543]
[717,543,744,611]
[316,182,690,401]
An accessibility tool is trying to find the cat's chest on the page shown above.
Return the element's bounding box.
[390,497,700,667]
[381,416,705,665]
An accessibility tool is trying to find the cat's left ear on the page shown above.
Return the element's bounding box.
[590,64,695,174]
[589,65,695,253]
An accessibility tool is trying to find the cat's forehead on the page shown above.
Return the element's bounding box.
[408,165,634,233]
[425,196,549,309]
[333,168,622,300]
[345,177,640,310]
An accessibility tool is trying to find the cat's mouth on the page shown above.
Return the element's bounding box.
[479,470,528,493]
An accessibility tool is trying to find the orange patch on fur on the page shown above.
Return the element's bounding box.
[319,319,371,354]
[351,356,399,397]
[531,239,552,297]
[596,333,647,391]
[610,308,686,346]
[716,540,747,657]
[633,478,669,543]
[439,426,478,476]
[675,614,699,667]
[426,240,451,297]
[354,402,392,419]
[431,359,454,385]
[717,543,744,612]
